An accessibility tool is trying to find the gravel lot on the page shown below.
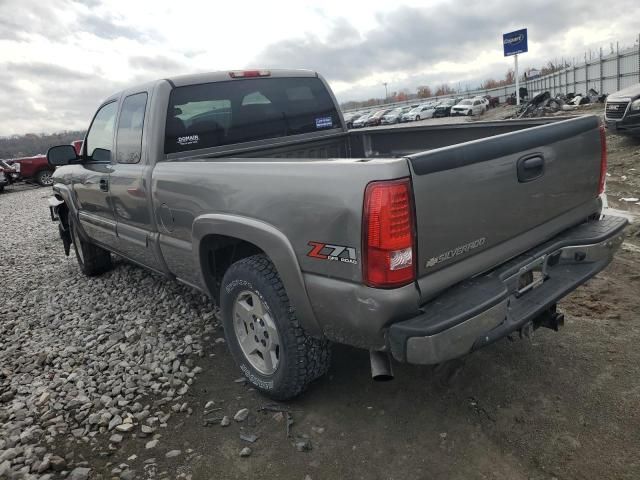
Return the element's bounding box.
[1,122,639,479]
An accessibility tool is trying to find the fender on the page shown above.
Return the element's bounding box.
[53,184,78,219]
[52,183,91,241]
[192,214,322,337]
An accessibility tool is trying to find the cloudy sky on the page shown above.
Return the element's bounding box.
[1,0,638,135]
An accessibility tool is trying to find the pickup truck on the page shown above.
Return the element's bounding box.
[47,69,627,400]
[7,154,54,186]
[4,141,82,188]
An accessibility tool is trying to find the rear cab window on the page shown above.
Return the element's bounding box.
[165,76,340,154]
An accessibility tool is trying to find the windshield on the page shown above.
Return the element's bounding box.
[459,99,472,105]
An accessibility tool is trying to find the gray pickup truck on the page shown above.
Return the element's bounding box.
[47,69,626,399]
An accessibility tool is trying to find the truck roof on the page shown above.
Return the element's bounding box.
[103,69,320,104]
[167,69,318,87]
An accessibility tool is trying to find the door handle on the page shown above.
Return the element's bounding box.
[99,178,109,192]
[522,156,543,169]
[517,154,544,183]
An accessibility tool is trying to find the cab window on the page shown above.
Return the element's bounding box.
[116,93,148,164]
[85,102,118,162]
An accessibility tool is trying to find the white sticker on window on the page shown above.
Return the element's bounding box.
[315,116,333,129]
[177,134,199,146]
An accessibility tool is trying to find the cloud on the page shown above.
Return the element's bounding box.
[0,0,638,135]
[0,1,74,41]
[79,13,149,41]
[5,62,93,80]
[252,0,639,87]
[128,55,185,73]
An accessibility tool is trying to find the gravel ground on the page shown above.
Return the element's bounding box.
[1,122,639,479]
[1,188,220,479]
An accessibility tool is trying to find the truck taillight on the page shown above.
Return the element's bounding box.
[599,124,607,195]
[229,70,271,78]
[363,178,416,288]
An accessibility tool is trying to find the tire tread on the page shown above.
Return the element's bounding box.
[223,254,330,399]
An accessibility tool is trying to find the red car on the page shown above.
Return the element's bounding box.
[6,140,83,187]
[8,154,54,186]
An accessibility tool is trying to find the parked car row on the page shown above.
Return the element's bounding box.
[343,95,498,128]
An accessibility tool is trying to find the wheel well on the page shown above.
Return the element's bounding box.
[55,195,70,229]
[199,235,265,303]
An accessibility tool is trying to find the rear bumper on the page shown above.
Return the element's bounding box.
[388,215,628,364]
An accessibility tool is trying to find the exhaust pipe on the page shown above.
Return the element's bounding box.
[370,351,394,381]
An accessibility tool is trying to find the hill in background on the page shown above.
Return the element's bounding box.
[0,131,85,159]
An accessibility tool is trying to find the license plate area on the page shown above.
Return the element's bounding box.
[515,255,548,297]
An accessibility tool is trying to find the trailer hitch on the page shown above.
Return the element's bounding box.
[534,305,565,332]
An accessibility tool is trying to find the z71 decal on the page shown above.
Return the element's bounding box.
[307,242,358,265]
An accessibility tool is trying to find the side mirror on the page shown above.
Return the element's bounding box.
[47,145,79,167]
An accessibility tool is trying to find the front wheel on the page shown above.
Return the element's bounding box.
[416,115,421,121]
[220,254,331,400]
[35,169,54,187]
[467,110,473,116]
[70,217,112,276]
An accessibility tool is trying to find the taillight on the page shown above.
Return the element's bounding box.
[229,70,271,78]
[363,178,416,288]
[598,124,607,195]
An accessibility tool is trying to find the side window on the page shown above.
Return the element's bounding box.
[85,102,118,162]
[116,93,148,164]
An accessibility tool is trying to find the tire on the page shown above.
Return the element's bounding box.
[416,115,421,121]
[467,110,473,116]
[221,254,331,400]
[35,169,54,187]
[69,217,112,276]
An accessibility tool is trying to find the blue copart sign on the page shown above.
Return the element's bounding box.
[503,29,528,56]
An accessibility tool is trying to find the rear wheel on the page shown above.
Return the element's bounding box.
[70,217,112,276]
[35,169,54,187]
[221,254,331,400]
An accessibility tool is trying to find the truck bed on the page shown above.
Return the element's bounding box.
[157,116,602,304]
[166,117,579,162]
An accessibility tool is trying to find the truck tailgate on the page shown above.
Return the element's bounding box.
[408,115,603,302]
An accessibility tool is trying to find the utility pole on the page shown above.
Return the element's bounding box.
[383,82,388,103]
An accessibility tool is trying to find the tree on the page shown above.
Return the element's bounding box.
[434,84,455,96]
[504,68,515,85]
[0,131,86,158]
[417,85,432,98]
[481,78,500,89]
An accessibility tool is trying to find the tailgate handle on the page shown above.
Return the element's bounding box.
[517,154,544,182]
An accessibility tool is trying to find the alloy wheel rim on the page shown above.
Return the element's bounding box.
[40,171,53,185]
[233,290,281,375]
